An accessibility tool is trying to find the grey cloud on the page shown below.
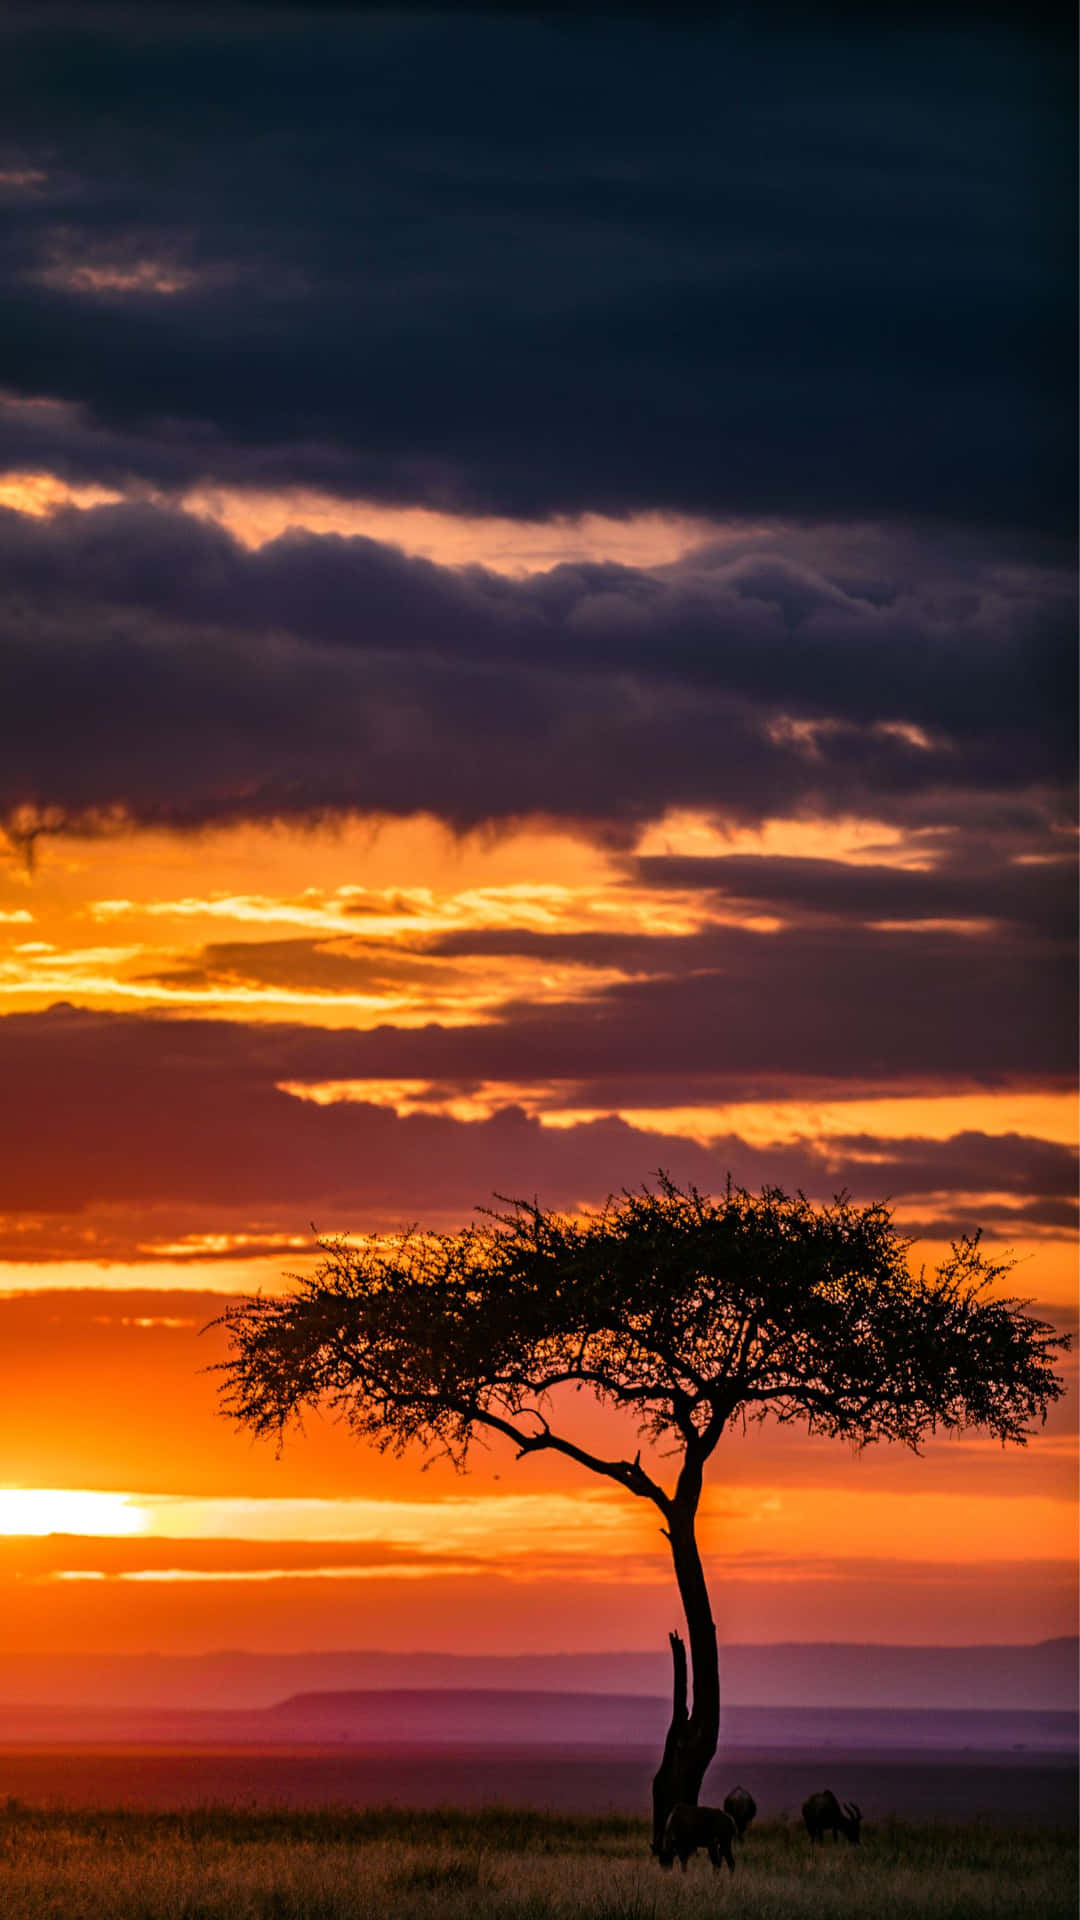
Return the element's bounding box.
[822,1131,1077,1200]
[627,852,1077,939]
[479,934,1074,1086]
[898,1200,1079,1240]
[0,1008,1073,1254]
[0,502,1072,839]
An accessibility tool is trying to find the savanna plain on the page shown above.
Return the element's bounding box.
[1,1803,1075,1920]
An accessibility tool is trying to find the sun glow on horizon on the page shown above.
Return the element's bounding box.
[0,1489,146,1537]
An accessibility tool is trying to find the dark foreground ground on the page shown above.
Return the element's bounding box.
[0,1740,1075,1824]
[0,1802,1075,1920]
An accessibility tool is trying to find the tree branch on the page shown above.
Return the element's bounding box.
[452,1399,672,1511]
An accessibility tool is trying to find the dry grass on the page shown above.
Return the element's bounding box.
[0,1802,1074,1919]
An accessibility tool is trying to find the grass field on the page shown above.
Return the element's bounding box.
[0,1803,1074,1920]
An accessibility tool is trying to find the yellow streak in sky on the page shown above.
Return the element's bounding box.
[137,1490,632,1549]
[0,967,466,1020]
[90,879,704,941]
[2,1232,1073,1303]
[52,1564,477,1583]
[5,1490,637,1558]
[278,1078,1077,1151]
[4,1482,1074,1576]
[0,1257,312,1296]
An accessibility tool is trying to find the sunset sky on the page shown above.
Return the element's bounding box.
[0,2,1075,1663]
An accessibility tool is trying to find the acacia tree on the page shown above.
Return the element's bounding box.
[217,1178,1066,1849]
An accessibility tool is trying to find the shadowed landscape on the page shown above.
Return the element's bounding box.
[0,1804,1075,1920]
[1,1673,1074,1822]
[0,1736,1074,1827]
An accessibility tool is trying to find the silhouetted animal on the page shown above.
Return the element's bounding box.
[723,1785,757,1838]
[802,1789,862,1844]
[657,1802,737,1873]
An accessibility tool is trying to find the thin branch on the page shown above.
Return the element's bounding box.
[451,1399,672,1512]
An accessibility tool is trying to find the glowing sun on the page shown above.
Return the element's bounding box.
[0,1489,146,1536]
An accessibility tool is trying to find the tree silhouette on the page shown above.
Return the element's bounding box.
[216,1178,1066,1850]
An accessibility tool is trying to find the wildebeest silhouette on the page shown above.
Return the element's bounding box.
[656,1801,737,1873]
[802,1788,862,1844]
[723,1784,756,1837]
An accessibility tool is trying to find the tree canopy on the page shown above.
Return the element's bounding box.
[219,1179,1064,1494]
[217,1177,1067,1847]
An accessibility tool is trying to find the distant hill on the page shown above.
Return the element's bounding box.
[0,1688,1073,1754]
[259,1689,1077,1753]
[0,1639,1073,1713]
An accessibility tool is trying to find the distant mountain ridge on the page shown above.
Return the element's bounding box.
[0,1639,1073,1713]
[0,1690,1073,1754]
[260,1689,1077,1752]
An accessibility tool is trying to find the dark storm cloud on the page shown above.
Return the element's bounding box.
[0,501,1073,835]
[473,926,1075,1089]
[0,6,1072,528]
[2,503,1074,736]
[627,852,1078,940]
[899,1200,1079,1240]
[0,1008,1072,1250]
[499,931,1074,1083]
[821,1130,1076,1201]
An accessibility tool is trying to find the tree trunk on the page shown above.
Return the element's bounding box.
[650,1507,720,1852]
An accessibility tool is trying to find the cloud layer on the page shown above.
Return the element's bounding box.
[2,1006,1073,1257]
[0,8,1072,528]
[0,501,1073,837]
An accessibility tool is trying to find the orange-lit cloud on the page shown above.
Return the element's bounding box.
[0,467,730,577]
[35,260,199,296]
[188,488,727,576]
[0,470,120,517]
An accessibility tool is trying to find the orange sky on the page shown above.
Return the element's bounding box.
[1,1,1074,1682]
[0,762,1075,1655]
[0,714,1076,1652]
